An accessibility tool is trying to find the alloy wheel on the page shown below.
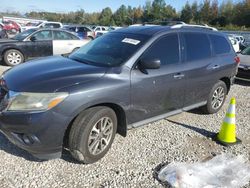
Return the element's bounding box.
[211,86,225,110]
[88,117,114,156]
[7,52,22,65]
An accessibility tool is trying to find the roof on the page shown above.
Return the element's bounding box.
[117,26,171,36]
[116,24,218,37]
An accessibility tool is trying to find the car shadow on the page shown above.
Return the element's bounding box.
[61,149,83,164]
[167,119,216,139]
[153,120,218,186]
[0,132,44,162]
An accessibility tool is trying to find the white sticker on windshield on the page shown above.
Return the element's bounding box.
[122,38,141,45]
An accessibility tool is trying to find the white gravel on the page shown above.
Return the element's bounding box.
[0,65,249,188]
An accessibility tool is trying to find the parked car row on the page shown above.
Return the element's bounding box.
[21,21,63,32]
[0,28,90,66]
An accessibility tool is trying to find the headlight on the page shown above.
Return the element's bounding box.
[6,92,68,112]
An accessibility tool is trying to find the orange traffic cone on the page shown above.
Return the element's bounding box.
[215,97,241,146]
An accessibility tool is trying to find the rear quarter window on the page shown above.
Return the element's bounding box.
[209,34,231,55]
[183,32,211,61]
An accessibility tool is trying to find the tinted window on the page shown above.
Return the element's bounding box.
[242,46,250,55]
[210,35,231,55]
[141,34,180,65]
[68,27,76,32]
[12,29,37,40]
[69,32,149,67]
[53,31,78,40]
[78,27,87,32]
[184,33,211,61]
[32,30,52,40]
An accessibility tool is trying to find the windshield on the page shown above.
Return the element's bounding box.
[12,29,37,41]
[242,47,250,55]
[69,32,149,67]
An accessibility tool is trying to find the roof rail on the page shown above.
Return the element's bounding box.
[171,23,218,31]
[143,21,186,26]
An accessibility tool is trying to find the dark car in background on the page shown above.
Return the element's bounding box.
[0,23,8,39]
[237,46,250,81]
[64,25,95,40]
[0,28,89,66]
[0,25,238,164]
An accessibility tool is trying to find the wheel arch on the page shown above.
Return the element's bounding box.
[2,47,26,61]
[63,102,127,148]
[220,77,231,94]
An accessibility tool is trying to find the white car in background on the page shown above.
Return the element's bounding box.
[228,35,240,52]
[93,26,109,36]
[21,21,63,32]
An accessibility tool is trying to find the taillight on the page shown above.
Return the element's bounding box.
[234,56,240,64]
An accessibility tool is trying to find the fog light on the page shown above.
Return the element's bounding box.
[22,135,34,145]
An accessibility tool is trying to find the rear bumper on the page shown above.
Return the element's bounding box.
[0,110,73,160]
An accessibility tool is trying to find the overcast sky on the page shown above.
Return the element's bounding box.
[0,0,241,14]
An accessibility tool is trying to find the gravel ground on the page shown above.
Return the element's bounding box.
[0,65,249,188]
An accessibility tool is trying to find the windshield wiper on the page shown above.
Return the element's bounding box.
[70,56,90,65]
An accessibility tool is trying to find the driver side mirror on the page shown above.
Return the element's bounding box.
[138,58,161,74]
[30,36,37,42]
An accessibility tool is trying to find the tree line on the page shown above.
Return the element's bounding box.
[1,0,250,29]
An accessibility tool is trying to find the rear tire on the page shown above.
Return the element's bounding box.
[69,106,117,164]
[202,80,227,114]
[4,49,24,66]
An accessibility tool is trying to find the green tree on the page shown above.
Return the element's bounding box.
[200,0,211,23]
[143,0,153,22]
[191,1,200,23]
[151,0,166,20]
[163,5,177,20]
[181,2,193,23]
[99,7,112,25]
[134,6,143,23]
[113,5,128,26]
[219,0,234,25]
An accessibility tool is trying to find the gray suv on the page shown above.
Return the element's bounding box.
[0,25,238,163]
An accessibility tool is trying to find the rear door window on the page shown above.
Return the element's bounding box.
[209,34,231,55]
[141,33,180,65]
[53,31,79,40]
[183,33,211,61]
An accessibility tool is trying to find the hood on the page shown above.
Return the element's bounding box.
[0,39,18,43]
[3,56,107,92]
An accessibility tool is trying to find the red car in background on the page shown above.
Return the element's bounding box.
[2,20,20,34]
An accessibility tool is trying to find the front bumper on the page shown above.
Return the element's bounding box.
[0,109,72,160]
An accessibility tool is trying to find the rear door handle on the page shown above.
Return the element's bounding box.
[173,73,185,79]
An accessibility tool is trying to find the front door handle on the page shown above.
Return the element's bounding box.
[173,73,185,79]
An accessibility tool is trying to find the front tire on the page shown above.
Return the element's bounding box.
[202,80,227,114]
[69,106,117,164]
[4,49,24,66]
